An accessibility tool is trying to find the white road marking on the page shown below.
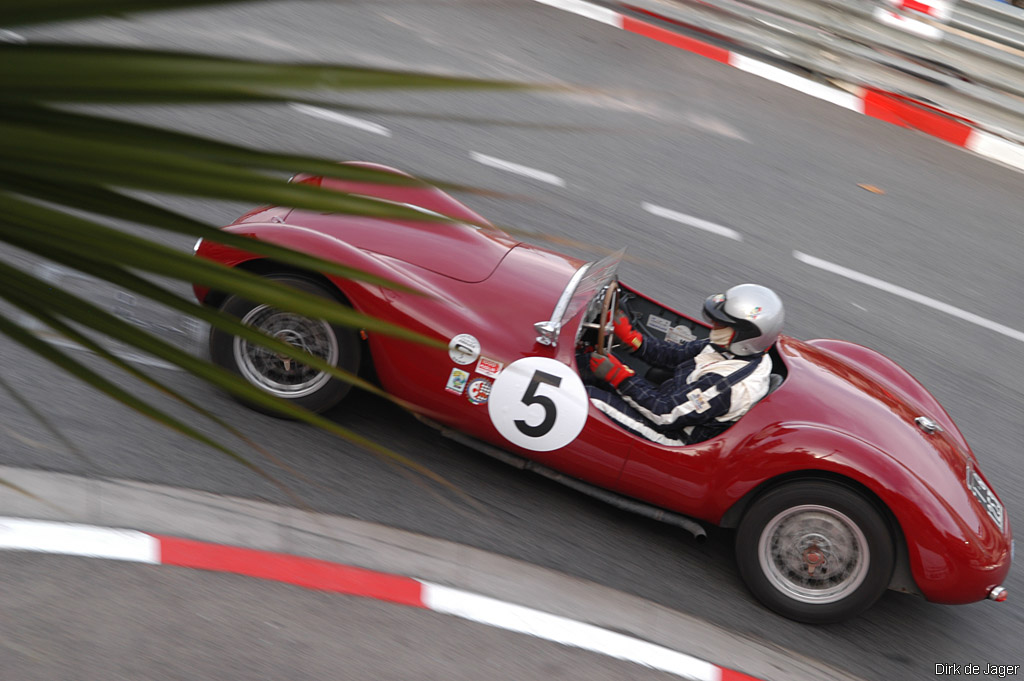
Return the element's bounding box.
[642,202,743,241]
[422,582,718,681]
[683,112,750,142]
[469,152,567,187]
[794,251,1024,343]
[0,517,159,563]
[290,103,391,137]
[16,315,188,371]
[45,336,183,371]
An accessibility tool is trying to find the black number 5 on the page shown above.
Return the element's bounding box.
[515,370,562,437]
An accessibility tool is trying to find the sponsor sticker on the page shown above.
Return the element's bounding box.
[446,368,470,395]
[466,377,492,405]
[475,356,503,378]
[665,325,696,344]
[646,314,672,333]
[686,388,710,413]
[448,334,481,365]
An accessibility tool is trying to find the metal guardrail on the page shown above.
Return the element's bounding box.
[617,0,1024,144]
[956,0,1024,51]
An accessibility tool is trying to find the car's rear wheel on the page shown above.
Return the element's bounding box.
[209,275,361,416]
[735,481,894,624]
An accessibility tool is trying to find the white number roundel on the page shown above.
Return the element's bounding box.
[488,357,589,452]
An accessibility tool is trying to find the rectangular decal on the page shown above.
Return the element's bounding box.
[665,325,696,344]
[647,314,672,333]
[446,368,470,395]
[475,356,504,378]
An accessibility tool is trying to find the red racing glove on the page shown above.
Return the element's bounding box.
[613,313,643,352]
[589,353,635,388]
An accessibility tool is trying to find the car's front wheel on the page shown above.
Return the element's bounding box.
[209,275,361,416]
[735,481,895,624]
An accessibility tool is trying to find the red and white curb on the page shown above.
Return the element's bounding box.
[532,0,1024,173]
[0,517,762,681]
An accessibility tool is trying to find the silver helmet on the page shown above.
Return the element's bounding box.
[702,284,784,356]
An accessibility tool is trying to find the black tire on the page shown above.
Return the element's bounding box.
[209,275,361,416]
[735,481,894,624]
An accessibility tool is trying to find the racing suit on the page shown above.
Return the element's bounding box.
[587,336,772,445]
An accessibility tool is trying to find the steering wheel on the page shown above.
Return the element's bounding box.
[595,281,619,356]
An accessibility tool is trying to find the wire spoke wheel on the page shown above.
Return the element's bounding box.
[210,275,360,416]
[759,505,869,604]
[736,481,894,623]
[235,305,338,398]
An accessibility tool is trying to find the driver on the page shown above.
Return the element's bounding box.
[586,284,784,445]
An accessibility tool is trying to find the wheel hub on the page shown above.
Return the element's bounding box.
[798,534,830,576]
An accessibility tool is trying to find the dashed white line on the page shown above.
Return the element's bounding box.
[793,251,1024,344]
[642,202,743,241]
[469,152,567,187]
[290,103,391,137]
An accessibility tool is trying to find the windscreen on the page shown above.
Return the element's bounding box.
[561,248,624,330]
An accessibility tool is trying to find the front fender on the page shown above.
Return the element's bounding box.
[193,221,428,307]
[718,423,1011,604]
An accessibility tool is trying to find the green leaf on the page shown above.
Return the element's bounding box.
[1,285,315,485]
[0,3,533,502]
[0,171,429,295]
[0,267,459,497]
[0,191,444,347]
[0,371,94,467]
[3,0,252,27]
[0,122,452,219]
[5,246,396,402]
[0,44,527,103]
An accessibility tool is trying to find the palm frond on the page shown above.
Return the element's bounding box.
[0,0,530,497]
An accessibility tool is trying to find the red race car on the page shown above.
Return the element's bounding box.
[194,163,1012,623]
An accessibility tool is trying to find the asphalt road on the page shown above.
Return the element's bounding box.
[5,1,1024,679]
[0,551,685,681]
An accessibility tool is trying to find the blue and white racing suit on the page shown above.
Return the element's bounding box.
[587,336,772,446]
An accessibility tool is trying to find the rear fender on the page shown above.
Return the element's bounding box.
[717,424,1009,603]
[806,339,967,451]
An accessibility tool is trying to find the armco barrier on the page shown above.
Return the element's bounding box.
[614,0,1024,146]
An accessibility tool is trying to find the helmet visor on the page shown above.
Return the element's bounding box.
[702,293,732,326]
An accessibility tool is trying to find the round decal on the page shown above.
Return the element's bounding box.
[487,357,588,452]
[467,377,492,405]
[448,334,481,365]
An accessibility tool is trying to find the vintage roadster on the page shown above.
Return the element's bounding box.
[193,163,1012,623]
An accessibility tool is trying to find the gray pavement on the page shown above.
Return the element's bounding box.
[0,465,865,681]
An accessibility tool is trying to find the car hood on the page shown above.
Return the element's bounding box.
[283,210,520,283]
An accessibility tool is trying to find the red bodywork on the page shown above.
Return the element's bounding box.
[195,163,1011,606]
